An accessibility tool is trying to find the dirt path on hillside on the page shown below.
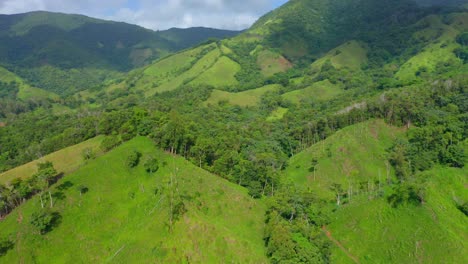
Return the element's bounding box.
[322,226,360,264]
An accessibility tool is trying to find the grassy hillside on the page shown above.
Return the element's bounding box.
[328,165,468,264]
[256,49,293,77]
[282,80,342,105]
[283,120,467,263]
[205,84,281,107]
[311,41,368,72]
[396,13,468,82]
[146,46,221,95]
[0,137,267,263]
[190,56,241,88]
[0,136,104,185]
[283,120,403,200]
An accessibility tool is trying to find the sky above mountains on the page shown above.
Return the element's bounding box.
[0,0,289,30]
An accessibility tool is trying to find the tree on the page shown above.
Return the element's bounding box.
[144,157,159,173]
[100,135,121,152]
[126,151,142,168]
[30,210,60,234]
[32,162,57,208]
[330,183,344,206]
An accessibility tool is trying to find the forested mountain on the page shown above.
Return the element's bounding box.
[0,11,239,95]
[0,0,467,263]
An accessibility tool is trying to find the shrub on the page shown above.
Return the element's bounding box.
[0,237,13,256]
[100,135,121,152]
[144,157,159,173]
[30,211,61,234]
[82,148,96,161]
[126,151,142,168]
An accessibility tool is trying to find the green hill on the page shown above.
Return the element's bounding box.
[283,120,467,263]
[0,137,267,263]
[283,119,403,200]
[0,11,239,95]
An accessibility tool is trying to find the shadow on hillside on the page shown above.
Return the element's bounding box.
[0,238,14,257]
[57,180,74,191]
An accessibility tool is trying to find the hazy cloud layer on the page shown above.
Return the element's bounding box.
[0,0,288,30]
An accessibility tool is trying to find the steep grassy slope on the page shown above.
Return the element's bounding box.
[0,137,267,263]
[328,165,468,264]
[0,136,104,185]
[283,120,467,263]
[205,84,281,107]
[284,120,403,199]
[310,41,368,72]
[396,13,468,82]
[190,56,241,88]
[282,80,342,104]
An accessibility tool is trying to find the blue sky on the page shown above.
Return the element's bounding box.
[0,0,289,30]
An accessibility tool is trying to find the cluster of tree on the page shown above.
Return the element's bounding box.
[264,184,332,263]
[454,33,468,63]
[224,42,264,91]
[0,162,57,219]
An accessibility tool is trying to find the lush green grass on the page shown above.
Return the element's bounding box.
[135,45,207,92]
[190,56,241,87]
[267,107,289,121]
[282,80,342,104]
[0,136,104,185]
[328,165,468,264]
[204,84,281,107]
[256,49,293,77]
[0,137,267,263]
[284,120,467,263]
[396,14,465,82]
[147,47,221,96]
[311,41,368,72]
[283,120,403,200]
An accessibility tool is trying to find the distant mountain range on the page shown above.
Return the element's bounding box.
[0,11,239,95]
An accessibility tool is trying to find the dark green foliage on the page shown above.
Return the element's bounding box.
[144,157,159,173]
[0,82,18,99]
[30,210,61,234]
[456,33,468,46]
[126,151,142,168]
[0,237,13,256]
[457,202,468,216]
[100,135,121,152]
[264,186,331,263]
[387,183,424,207]
[78,185,89,196]
[224,42,264,90]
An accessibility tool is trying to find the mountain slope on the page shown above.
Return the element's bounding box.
[0,137,267,263]
[0,11,240,95]
[283,120,467,263]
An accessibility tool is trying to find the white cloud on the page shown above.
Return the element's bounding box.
[0,0,285,30]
